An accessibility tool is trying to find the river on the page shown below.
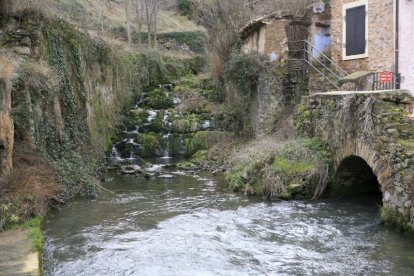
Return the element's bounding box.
[42,160,414,275]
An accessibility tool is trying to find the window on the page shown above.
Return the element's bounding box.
[342,0,368,60]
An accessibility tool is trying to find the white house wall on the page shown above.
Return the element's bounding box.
[399,0,414,95]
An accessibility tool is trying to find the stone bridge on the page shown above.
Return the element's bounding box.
[295,90,414,232]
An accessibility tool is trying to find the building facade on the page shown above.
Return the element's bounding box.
[240,15,291,62]
[331,0,414,93]
[399,0,414,93]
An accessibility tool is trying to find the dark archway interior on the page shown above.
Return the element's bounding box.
[326,155,382,200]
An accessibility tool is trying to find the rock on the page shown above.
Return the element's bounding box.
[146,164,164,172]
[404,200,412,208]
[280,192,292,200]
[120,165,142,174]
[12,46,31,56]
[384,191,391,202]
[294,194,306,200]
[386,128,399,137]
[176,162,198,170]
[288,183,304,194]
[20,36,31,47]
[159,174,174,179]
[378,136,390,143]
[241,170,249,181]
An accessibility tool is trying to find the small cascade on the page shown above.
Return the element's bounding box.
[147,111,158,122]
[162,132,172,159]
[161,110,172,159]
[109,146,122,162]
[134,92,147,108]
[108,78,220,163]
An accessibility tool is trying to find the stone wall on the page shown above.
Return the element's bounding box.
[331,0,394,74]
[399,0,414,94]
[263,20,289,62]
[242,27,266,55]
[0,80,13,177]
[295,90,414,232]
[241,19,289,62]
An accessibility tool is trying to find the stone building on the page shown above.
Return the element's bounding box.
[240,6,332,63]
[240,13,293,62]
[331,0,414,94]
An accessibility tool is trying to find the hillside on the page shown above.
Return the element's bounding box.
[8,0,204,34]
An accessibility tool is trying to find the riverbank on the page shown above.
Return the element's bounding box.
[0,221,41,275]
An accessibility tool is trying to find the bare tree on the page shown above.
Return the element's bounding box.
[143,0,161,48]
[134,0,145,44]
[192,0,249,80]
[125,0,132,47]
[99,0,113,32]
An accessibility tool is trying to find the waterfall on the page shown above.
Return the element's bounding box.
[162,133,171,158]
[109,146,122,162]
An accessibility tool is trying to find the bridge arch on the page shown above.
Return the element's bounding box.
[296,90,414,231]
[327,155,382,199]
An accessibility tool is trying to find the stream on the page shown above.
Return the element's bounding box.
[42,159,414,275]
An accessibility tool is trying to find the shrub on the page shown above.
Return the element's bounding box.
[224,52,267,91]
[143,89,174,110]
[225,138,332,199]
[178,0,192,16]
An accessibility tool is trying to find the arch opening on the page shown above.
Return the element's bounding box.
[325,155,382,201]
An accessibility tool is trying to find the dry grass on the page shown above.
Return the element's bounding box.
[0,54,18,83]
[228,136,287,166]
[359,96,376,135]
[11,0,203,34]
[337,94,356,123]
[22,60,60,90]
[0,151,62,222]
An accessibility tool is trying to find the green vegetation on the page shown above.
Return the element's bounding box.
[25,218,43,252]
[131,31,206,53]
[381,207,414,234]
[225,138,331,199]
[0,203,21,230]
[144,89,175,109]
[178,0,192,16]
[224,52,266,91]
[185,131,229,156]
[136,132,161,157]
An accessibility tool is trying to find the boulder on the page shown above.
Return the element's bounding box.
[288,183,304,194]
[120,165,142,174]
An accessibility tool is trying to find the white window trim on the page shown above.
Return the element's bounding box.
[342,0,369,60]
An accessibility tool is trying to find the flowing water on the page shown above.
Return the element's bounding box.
[42,160,414,276]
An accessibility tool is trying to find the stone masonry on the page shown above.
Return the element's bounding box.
[296,90,414,231]
[331,0,395,74]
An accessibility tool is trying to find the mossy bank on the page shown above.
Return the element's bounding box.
[0,11,204,229]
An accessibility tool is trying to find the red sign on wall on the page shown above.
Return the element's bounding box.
[379,72,393,83]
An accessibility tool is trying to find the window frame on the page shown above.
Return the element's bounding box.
[342,0,369,60]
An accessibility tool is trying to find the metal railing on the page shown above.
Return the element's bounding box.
[288,40,348,90]
[371,71,400,91]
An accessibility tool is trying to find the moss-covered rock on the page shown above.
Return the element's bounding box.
[225,138,332,200]
[136,132,161,157]
[171,113,200,134]
[143,89,174,110]
[185,131,228,156]
[381,207,414,234]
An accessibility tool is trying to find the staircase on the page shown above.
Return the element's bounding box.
[287,40,348,91]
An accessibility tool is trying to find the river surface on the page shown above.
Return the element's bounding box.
[42,162,414,275]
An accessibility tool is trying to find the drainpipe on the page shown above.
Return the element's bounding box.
[395,0,401,89]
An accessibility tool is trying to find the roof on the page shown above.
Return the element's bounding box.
[240,11,289,39]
